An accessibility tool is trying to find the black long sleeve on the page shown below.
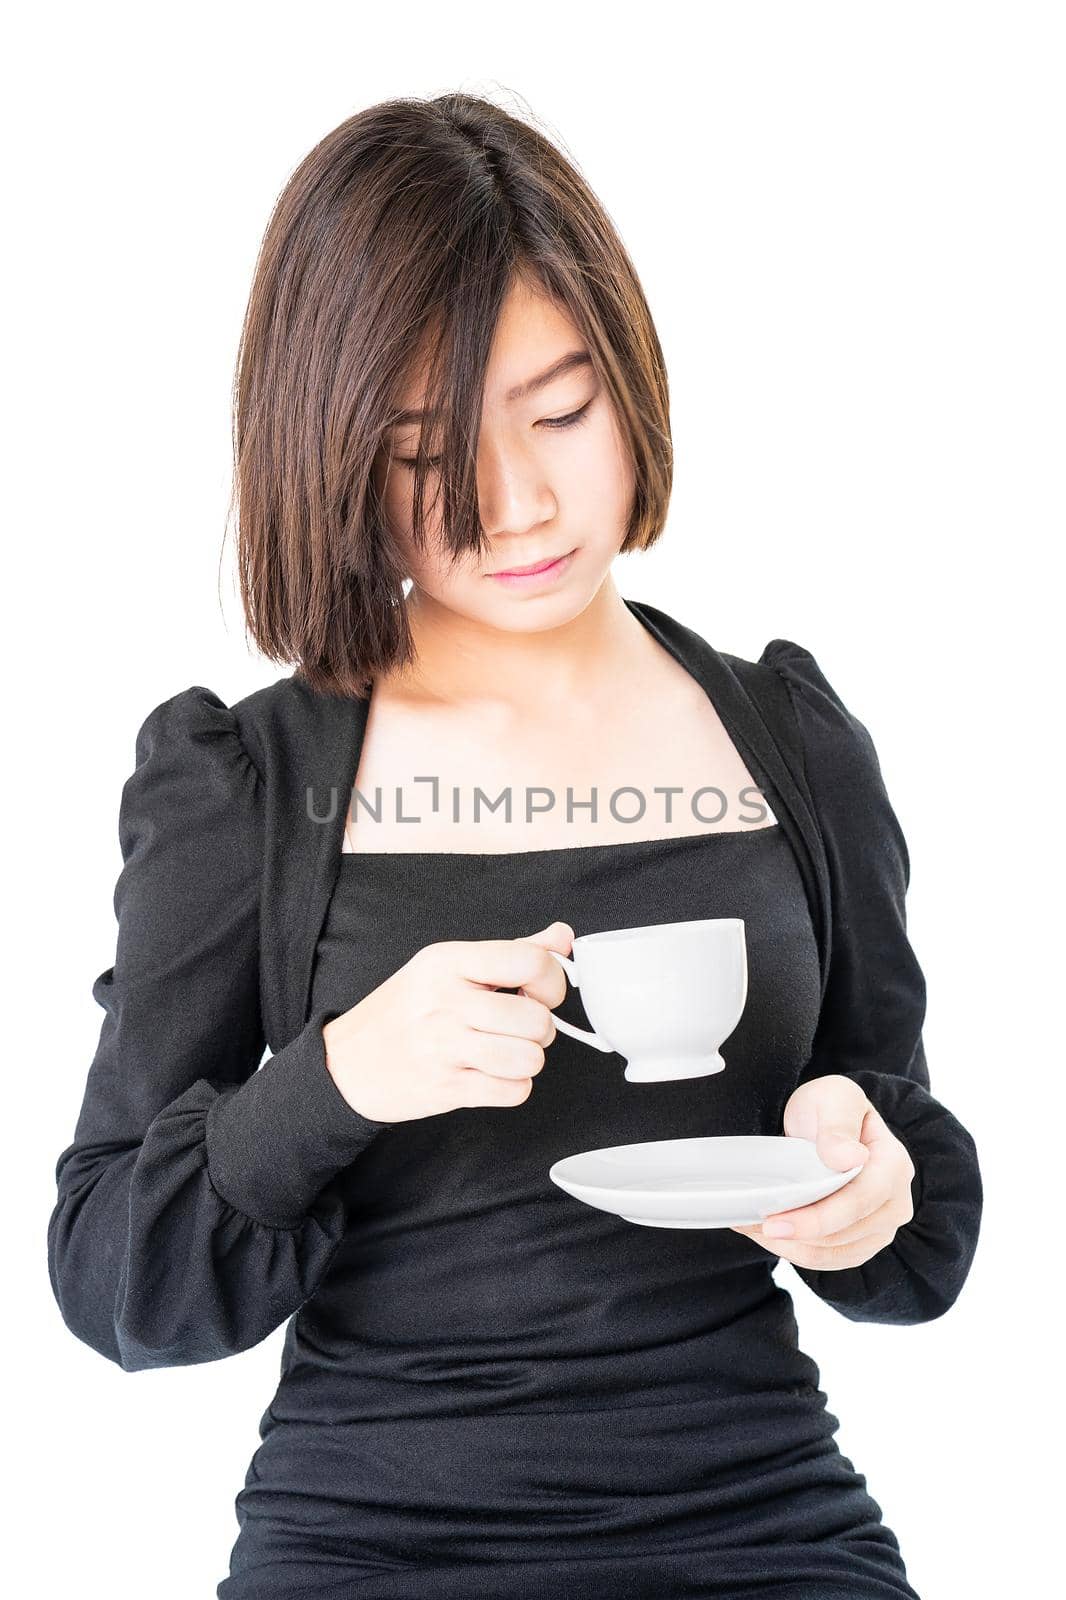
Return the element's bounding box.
[46,687,390,1372]
[760,640,983,1325]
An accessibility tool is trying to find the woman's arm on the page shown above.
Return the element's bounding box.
[760,639,983,1325]
[46,687,389,1372]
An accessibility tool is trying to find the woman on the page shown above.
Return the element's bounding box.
[47,94,982,1598]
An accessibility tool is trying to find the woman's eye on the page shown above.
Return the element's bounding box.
[395,398,595,470]
[537,398,595,433]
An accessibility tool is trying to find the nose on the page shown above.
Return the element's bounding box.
[476,436,558,544]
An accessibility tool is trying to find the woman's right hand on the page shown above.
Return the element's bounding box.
[321,921,575,1124]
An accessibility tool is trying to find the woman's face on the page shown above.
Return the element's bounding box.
[371,277,636,633]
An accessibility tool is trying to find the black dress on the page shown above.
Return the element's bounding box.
[47,615,982,1596]
[219,823,921,1600]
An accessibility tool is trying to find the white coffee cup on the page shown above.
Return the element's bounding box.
[543,918,748,1083]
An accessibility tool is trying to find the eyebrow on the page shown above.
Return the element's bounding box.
[385,349,593,429]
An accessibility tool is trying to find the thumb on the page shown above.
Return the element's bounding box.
[521,921,575,956]
[817,1125,869,1171]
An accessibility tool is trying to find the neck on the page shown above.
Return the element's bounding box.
[382,574,650,712]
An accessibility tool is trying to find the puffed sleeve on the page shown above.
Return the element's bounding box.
[760,639,983,1325]
[46,686,391,1372]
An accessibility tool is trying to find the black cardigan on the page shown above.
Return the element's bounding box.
[46,598,983,1371]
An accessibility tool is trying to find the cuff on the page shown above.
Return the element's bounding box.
[793,1075,982,1324]
[204,1007,392,1227]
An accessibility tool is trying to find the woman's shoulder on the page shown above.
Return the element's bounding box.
[128,683,257,781]
[753,636,883,783]
[131,671,331,779]
[116,685,265,871]
[125,672,365,856]
[751,638,909,878]
[757,636,867,717]
[121,674,313,838]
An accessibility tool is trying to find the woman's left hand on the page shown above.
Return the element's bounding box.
[730,1074,916,1270]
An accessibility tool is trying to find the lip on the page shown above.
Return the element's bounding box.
[489,548,577,585]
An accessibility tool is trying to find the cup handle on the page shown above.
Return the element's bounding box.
[542,949,618,1054]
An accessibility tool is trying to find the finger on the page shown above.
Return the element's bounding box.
[814,1195,899,1248]
[728,1226,892,1270]
[858,1104,913,1179]
[463,985,558,1045]
[451,1065,536,1107]
[442,929,572,1006]
[783,1075,870,1161]
[759,1162,890,1241]
[513,924,576,1008]
[448,1020,547,1080]
[735,1199,893,1254]
[812,1120,870,1173]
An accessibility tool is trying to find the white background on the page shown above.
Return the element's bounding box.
[9,3,1062,1596]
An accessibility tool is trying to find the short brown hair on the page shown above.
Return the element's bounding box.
[229,91,673,700]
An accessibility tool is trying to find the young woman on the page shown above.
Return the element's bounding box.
[47,93,982,1599]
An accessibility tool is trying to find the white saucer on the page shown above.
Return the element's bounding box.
[548,1135,864,1229]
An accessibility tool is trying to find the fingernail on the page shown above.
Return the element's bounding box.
[763,1219,794,1237]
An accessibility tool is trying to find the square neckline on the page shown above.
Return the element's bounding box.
[339,821,781,862]
[338,599,783,863]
